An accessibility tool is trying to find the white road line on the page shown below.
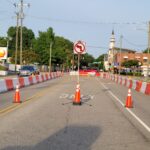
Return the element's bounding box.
[97,78,150,133]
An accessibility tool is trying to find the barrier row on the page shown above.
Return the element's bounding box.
[70,71,100,76]
[100,73,150,95]
[0,72,63,93]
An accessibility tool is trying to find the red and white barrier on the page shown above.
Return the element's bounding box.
[0,72,63,93]
[100,72,150,95]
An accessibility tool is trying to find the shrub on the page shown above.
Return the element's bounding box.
[0,65,8,71]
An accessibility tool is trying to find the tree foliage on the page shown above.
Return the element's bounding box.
[2,26,97,70]
[33,28,73,70]
[7,26,35,51]
[121,60,140,68]
[33,27,54,65]
[11,50,39,64]
[0,37,7,47]
[143,48,150,53]
[96,54,105,62]
[79,53,95,68]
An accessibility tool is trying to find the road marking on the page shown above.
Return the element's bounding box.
[59,93,94,100]
[0,77,67,117]
[0,104,19,115]
[0,82,61,117]
[97,78,150,133]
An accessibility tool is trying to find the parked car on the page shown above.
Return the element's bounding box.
[18,65,40,76]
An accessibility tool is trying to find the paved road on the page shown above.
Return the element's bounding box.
[0,75,150,150]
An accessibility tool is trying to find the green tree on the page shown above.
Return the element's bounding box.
[95,54,105,70]
[121,60,139,68]
[7,26,35,57]
[0,37,7,47]
[143,48,149,53]
[53,36,73,69]
[96,54,105,62]
[11,50,39,64]
[33,27,55,65]
[80,53,95,68]
[33,27,73,71]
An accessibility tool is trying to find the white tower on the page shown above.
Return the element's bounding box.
[108,30,116,68]
[109,30,115,49]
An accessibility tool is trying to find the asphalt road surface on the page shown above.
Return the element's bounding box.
[0,75,150,150]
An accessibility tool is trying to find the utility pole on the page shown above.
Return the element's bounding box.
[49,42,53,73]
[119,35,123,75]
[147,21,150,78]
[15,12,19,72]
[14,0,30,66]
[20,0,23,66]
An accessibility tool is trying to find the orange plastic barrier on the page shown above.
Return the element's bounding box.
[35,75,40,83]
[135,81,142,92]
[128,80,132,89]
[45,73,49,80]
[145,83,150,95]
[28,76,33,85]
[5,79,14,91]
[18,77,25,88]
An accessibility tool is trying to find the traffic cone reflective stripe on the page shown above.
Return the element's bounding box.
[14,84,21,103]
[125,88,133,108]
[73,84,81,105]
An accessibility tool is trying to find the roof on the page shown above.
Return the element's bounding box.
[114,47,136,53]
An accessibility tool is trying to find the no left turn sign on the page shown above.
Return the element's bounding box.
[73,41,86,54]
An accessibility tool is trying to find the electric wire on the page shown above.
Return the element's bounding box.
[26,14,148,26]
[123,36,147,47]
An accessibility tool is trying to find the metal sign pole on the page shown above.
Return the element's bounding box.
[77,53,80,84]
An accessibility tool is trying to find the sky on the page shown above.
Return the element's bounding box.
[0,0,150,58]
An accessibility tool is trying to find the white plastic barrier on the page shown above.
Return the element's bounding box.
[0,80,7,93]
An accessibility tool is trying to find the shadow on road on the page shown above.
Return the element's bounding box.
[1,125,101,150]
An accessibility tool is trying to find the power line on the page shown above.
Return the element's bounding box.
[123,36,147,47]
[87,45,108,49]
[26,14,148,26]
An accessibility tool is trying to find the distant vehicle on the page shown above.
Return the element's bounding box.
[18,65,40,76]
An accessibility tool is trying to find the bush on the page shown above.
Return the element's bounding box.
[0,65,8,71]
[126,72,133,76]
[120,72,126,75]
[134,72,142,76]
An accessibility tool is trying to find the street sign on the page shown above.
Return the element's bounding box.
[73,41,86,54]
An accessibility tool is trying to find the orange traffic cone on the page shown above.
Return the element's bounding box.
[73,83,81,105]
[125,88,133,108]
[14,84,21,103]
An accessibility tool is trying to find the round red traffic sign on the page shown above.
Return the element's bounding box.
[74,41,86,54]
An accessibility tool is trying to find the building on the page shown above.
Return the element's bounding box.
[115,52,150,67]
[105,30,150,74]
